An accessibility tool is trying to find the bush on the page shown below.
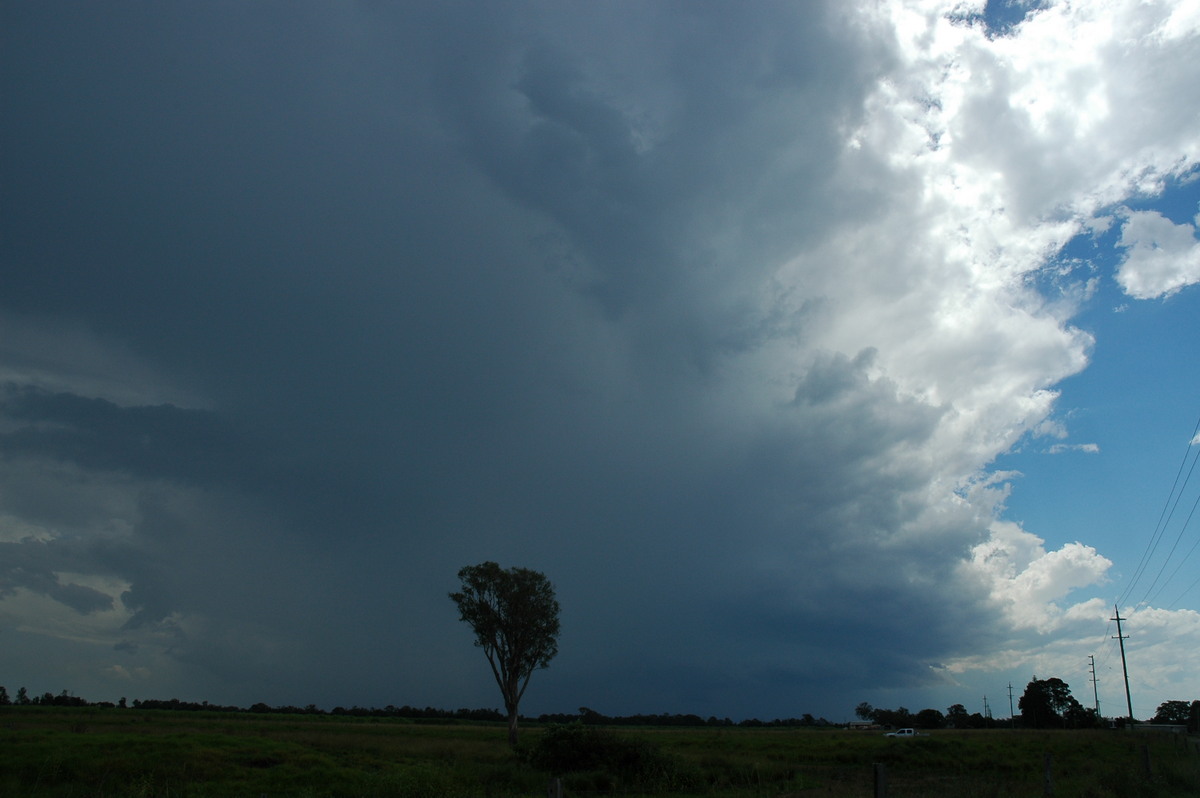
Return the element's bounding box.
[521,723,698,790]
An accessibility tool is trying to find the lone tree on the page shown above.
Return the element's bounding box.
[946,703,970,728]
[1019,677,1093,728]
[450,561,560,746]
[1152,700,1196,725]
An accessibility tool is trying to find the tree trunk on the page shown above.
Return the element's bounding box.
[507,707,519,747]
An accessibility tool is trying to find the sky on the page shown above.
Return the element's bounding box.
[2,0,1199,723]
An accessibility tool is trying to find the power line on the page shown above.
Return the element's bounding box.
[1115,410,1200,609]
[1093,618,1117,674]
[1142,488,1200,607]
[1165,568,1200,610]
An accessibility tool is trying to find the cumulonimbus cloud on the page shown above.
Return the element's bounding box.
[0,0,1197,717]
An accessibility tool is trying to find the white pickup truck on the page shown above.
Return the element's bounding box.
[884,728,921,737]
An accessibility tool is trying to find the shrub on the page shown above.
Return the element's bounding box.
[521,723,699,790]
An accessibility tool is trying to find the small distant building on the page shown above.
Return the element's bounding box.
[1134,724,1188,735]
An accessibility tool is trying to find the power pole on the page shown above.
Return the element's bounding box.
[1112,605,1134,726]
[1007,683,1015,729]
[1088,655,1100,715]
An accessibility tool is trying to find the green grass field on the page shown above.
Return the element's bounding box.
[2,706,1197,797]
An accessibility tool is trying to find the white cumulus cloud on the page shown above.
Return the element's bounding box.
[1115,209,1200,299]
[968,520,1112,634]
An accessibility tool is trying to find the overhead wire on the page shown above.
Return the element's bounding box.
[1142,488,1200,607]
[1165,569,1200,610]
[1098,407,1200,719]
[1092,618,1118,675]
[1113,409,1200,609]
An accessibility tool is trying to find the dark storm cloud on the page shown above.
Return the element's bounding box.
[0,385,246,484]
[0,537,114,614]
[0,0,1040,718]
[433,2,882,323]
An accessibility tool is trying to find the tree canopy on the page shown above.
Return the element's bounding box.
[945,703,970,727]
[1152,699,1200,730]
[1018,677,1096,729]
[450,561,560,746]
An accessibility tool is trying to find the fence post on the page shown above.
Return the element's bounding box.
[547,777,563,798]
[1143,744,1152,778]
[1043,753,1053,796]
[873,762,887,798]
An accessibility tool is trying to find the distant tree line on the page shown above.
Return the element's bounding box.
[7,682,1192,731]
[135,699,508,721]
[0,686,836,727]
[0,687,95,708]
[0,686,504,720]
[854,701,1001,730]
[858,679,1200,732]
[535,707,833,728]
